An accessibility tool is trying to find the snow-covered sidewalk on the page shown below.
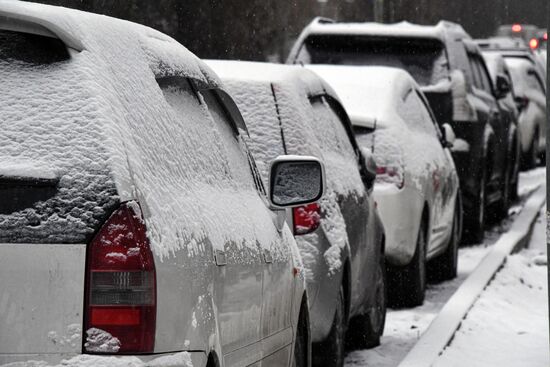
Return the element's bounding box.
[434,207,548,367]
[345,168,546,367]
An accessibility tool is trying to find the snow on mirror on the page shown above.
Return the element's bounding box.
[269,157,324,208]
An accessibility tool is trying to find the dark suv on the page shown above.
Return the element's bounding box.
[288,19,518,242]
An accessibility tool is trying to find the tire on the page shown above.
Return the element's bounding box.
[429,200,460,282]
[313,287,346,367]
[346,255,387,350]
[464,166,486,244]
[387,219,427,308]
[292,304,309,367]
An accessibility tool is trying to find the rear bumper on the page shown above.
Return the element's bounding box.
[0,351,207,366]
[374,183,424,267]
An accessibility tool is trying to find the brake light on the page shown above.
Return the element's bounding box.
[293,203,321,236]
[512,24,522,33]
[376,166,405,189]
[544,33,548,41]
[84,201,156,354]
[529,38,539,49]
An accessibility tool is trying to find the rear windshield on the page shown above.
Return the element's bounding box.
[0,31,119,244]
[297,35,449,86]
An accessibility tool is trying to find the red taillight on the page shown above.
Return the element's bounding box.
[529,38,539,49]
[544,33,548,41]
[376,166,405,189]
[84,201,156,354]
[512,24,522,33]
[293,203,321,236]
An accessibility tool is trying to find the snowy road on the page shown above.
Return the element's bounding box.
[345,168,546,367]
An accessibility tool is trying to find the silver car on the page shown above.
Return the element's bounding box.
[206,61,386,366]
[0,3,323,366]
[309,65,462,307]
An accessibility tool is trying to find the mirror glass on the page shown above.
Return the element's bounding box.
[271,161,323,207]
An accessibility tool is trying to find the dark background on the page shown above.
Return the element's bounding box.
[30,0,548,61]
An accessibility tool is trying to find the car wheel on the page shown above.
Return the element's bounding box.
[292,305,309,367]
[388,219,427,308]
[313,286,346,367]
[346,255,386,350]
[429,200,460,282]
[464,166,486,244]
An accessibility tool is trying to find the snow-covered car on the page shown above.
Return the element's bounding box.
[309,65,462,307]
[477,40,547,169]
[288,18,517,243]
[0,3,322,366]
[207,60,386,366]
[479,51,521,204]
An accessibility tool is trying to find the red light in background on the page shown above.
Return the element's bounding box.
[512,24,522,33]
[544,33,548,41]
[529,38,539,49]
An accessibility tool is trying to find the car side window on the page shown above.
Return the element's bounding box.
[476,58,493,94]
[310,97,357,164]
[468,55,483,90]
[200,88,267,196]
[399,89,438,136]
[309,96,364,193]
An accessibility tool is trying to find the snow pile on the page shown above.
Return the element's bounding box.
[208,60,366,275]
[1,1,283,259]
[0,352,193,367]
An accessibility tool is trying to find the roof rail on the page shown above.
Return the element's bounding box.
[313,16,336,25]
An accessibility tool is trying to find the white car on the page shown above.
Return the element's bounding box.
[0,2,320,366]
[309,65,462,307]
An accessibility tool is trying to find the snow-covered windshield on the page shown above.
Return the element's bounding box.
[297,35,449,86]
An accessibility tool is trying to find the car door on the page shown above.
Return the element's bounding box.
[308,96,374,312]
[417,90,458,250]
[194,87,267,366]
[404,89,451,252]
[467,52,505,196]
[200,88,295,366]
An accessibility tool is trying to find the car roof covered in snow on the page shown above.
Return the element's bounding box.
[0,0,222,88]
[287,18,470,63]
[205,60,342,104]
[306,65,417,128]
[305,18,466,40]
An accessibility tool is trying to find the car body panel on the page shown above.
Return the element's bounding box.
[0,244,86,356]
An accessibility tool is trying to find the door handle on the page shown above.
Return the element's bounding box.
[215,249,227,266]
[263,249,273,264]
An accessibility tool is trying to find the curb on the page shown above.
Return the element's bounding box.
[398,185,546,367]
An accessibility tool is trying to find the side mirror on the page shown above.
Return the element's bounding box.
[360,147,377,189]
[495,74,511,99]
[269,155,325,208]
[441,123,456,148]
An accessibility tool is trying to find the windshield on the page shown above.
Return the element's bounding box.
[296,35,449,86]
